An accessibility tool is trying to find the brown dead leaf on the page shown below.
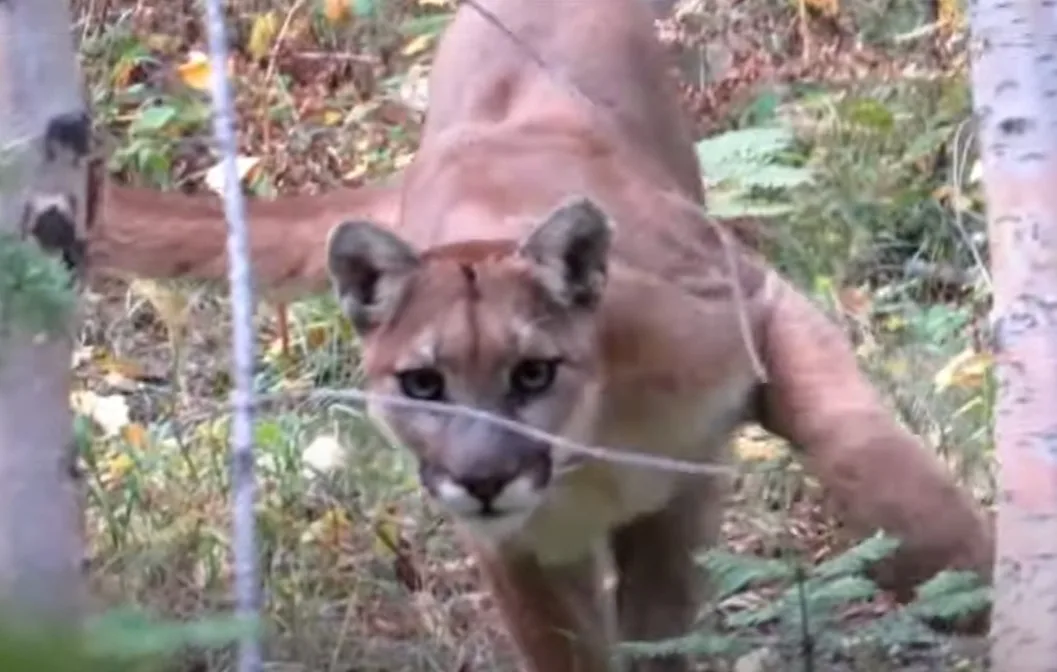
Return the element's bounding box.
[934,348,993,392]
[373,510,403,557]
[176,50,234,91]
[144,33,180,54]
[322,0,350,24]
[300,507,351,546]
[393,552,424,592]
[100,452,136,489]
[111,58,137,87]
[203,156,261,196]
[96,352,151,382]
[176,51,213,91]
[402,33,435,57]
[932,185,974,212]
[322,109,344,126]
[122,423,149,450]
[341,164,368,181]
[836,286,872,317]
[803,0,840,17]
[734,435,786,463]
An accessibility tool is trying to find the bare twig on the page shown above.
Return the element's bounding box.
[182,387,739,477]
[948,119,992,292]
[261,0,308,148]
[262,0,308,87]
[288,51,380,63]
[198,0,261,670]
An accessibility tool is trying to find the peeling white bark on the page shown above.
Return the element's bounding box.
[0,0,88,622]
[969,0,1057,668]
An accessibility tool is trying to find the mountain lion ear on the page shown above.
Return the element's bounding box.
[517,196,613,309]
[326,220,420,333]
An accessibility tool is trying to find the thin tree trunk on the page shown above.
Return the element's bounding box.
[968,0,1057,668]
[0,0,89,623]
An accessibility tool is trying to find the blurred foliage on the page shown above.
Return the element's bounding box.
[0,608,253,672]
[0,234,78,340]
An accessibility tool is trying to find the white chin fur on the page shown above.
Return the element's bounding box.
[432,473,544,540]
[461,510,533,542]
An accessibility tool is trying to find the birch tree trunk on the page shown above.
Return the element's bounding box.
[968,0,1057,668]
[0,0,89,623]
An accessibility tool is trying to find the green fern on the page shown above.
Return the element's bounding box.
[698,549,796,600]
[706,192,799,219]
[811,532,902,581]
[801,574,879,610]
[622,533,925,666]
[617,630,741,661]
[695,125,813,220]
[726,574,880,629]
[729,534,898,627]
[904,569,991,622]
[695,126,799,173]
[847,610,940,651]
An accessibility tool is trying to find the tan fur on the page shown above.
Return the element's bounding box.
[85,170,403,302]
[86,1,994,669]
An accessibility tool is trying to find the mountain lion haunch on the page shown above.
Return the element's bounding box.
[85,0,994,669]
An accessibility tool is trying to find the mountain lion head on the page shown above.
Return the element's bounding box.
[325,197,612,539]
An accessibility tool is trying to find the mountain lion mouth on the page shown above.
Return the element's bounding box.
[458,509,537,543]
[432,471,545,518]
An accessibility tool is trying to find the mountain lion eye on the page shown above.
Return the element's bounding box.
[396,368,446,401]
[510,359,559,396]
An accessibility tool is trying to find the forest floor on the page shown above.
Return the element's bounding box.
[70,0,993,669]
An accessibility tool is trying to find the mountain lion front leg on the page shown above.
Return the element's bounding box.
[610,485,723,672]
[465,535,614,672]
[756,275,994,599]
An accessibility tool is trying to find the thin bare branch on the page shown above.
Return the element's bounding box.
[181,387,740,477]
[198,0,262,670]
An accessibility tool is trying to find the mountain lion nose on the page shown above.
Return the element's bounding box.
[457,474,511,505]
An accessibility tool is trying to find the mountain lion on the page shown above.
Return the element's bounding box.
[82,0,994,669]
